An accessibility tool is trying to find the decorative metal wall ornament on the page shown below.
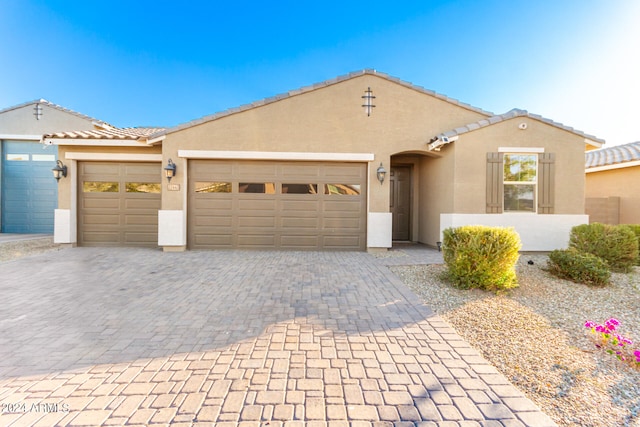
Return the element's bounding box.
[361,87,376,116]
[34,103,43,120]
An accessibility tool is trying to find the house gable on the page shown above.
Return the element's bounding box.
[447,114,589,215]
[429,108,604,152]
[0,99,104,137]
[163,71,492,159]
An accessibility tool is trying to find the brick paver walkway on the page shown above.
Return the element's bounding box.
[0,247,556,426]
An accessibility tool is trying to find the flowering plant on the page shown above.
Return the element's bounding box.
[584,318,640,369]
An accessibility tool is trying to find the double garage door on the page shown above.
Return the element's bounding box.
[78,162,161,247]
[189,160,367,250]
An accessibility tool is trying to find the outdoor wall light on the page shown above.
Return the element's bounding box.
[376,163,387,184]
[164,159,177,182]
[52,160,67,182]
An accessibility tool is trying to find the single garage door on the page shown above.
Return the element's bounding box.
[1,140,58,233]
[78,162,161,247]
[189,160,367,250]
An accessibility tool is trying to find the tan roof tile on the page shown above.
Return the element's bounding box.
[585,141,640,168]
[438,108,604,146]
[44,126,165,141]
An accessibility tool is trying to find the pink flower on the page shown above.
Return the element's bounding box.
[585,321,596,328]
[634,350,640,363]
[605,318,620,332]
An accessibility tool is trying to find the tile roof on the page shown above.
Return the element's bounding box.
[585,140,640,169]
[0,98,109,126]
[152,69,495,138]
[438,108,605,145]
[44,126,165,141]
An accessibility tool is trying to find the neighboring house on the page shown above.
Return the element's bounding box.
[0,99,106,233]
[43,70,603,251]
[585,141,640,225]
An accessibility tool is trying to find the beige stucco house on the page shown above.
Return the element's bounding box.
[43,70,604,251]
[585,141,640,224]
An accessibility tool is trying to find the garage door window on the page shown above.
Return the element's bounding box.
[282,183,318,194]
[126,183,161,193]
[6,154,29,161]
[239,183,276,194]
[324,184,361,195]
[195,182,232,193]
[83,182,119,192]
[32,154,56,162]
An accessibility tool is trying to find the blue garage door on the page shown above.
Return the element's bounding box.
[1,141,58,233]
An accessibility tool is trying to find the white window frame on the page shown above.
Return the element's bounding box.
[503,153,538,213]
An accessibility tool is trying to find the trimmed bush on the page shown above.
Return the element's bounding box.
[442,225,521,292]
[548,248,611,287]
[569,223,638,273]
[621,224,640,265]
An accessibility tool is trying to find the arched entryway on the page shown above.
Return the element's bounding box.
[390,151,440,244]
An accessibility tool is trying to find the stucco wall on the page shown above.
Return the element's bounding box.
[586,166,640,224]
[161,74,488,218]
[0,104,96,135]
[452,117,587,214]
[418,150,455,245]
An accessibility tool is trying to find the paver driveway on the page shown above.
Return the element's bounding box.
[0,247,556,426]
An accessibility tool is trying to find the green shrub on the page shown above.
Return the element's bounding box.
[548,248,611,287]
[569,223,638,273]
[621,224,640,265]
[442,225,521,292]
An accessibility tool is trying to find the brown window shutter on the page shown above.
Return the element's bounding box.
[538,152,555,214]
[486,152,503,213]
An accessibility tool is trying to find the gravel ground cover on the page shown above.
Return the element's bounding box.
[0,236,62,262]
[392,254,640,427]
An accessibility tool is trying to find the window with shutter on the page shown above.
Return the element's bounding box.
[486,152,555,214]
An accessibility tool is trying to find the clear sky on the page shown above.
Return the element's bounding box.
[1,0,638,146]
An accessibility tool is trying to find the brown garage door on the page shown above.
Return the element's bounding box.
[189,160,367,250]
[78,162,161,247]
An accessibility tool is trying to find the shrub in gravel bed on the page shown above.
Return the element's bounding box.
[548,248,611,287]
[442,225,521,291]
[569,223,638,273]
[622,224,640,265]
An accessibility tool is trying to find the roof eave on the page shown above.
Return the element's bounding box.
[42,138,152,147]
[433,109,605,147]
[586,160,640,173]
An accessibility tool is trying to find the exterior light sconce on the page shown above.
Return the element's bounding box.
[376,163,387,184]
[164,159,177,182]
[362,87,376,116]
[436,241,442,252]
[52,160,67,182]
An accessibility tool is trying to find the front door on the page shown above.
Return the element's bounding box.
[390,166,411,240]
